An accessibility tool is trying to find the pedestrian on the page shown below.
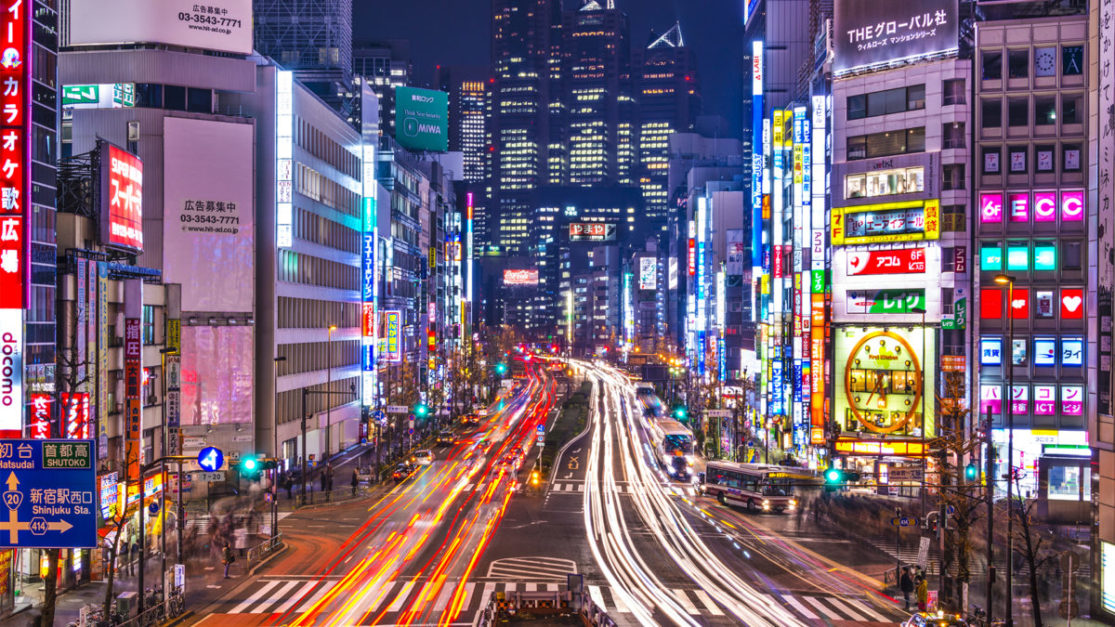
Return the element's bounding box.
[128,538,139,576]
[221,542,235,578]
[915,573,928,612]
[284,472,294,499]
[899,567,914,611]
[351,468,359,496]
[320,467,327,493]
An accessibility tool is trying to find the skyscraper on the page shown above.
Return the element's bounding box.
[435,66,491,185]
[253,0,354,111]
[489,0,563,254]
[353,40,413,136]
[633,22,700,230]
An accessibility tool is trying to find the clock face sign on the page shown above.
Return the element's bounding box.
[1035,47,1056,76]
[843,330,924,435]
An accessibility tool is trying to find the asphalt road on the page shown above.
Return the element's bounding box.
[187,365,556,627]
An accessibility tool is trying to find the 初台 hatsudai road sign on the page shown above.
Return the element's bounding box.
[0,439,97,548]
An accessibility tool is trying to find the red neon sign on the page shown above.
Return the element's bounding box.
[846,248,926,276]
[62,392,91,439]
[0,0,27,313]
[687,239,696,276]
[28,393,49,439]
[105,144,144,251]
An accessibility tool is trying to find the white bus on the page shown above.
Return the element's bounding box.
[649,419,695,479]
[700,462,800,513]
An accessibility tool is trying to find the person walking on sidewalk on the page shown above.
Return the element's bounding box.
[899,567,914,611]
[128,538,139,576]
[351,468,359,496]
[221,542,235,579]
[319,467,327,494]
[915,573,928,612]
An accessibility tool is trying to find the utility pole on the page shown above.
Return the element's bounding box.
[985,406,995,625]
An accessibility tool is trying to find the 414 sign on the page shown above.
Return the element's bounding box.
[0,440,97,548]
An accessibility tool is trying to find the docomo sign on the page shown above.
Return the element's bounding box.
[0,309,21,436]
[503,269,539,286]
[981,190,1085,224]
[101,143,144,251]
[847,247,925,276]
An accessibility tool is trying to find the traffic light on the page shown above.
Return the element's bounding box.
[530,470,540,486]
[824,467,844,484]
[413,403,430,418]
[965,463,978,481]
[495,362,508,376]
[239,455,261,479]
[671,405,688,421]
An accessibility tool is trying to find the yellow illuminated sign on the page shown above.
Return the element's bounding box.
[831,199,940,246]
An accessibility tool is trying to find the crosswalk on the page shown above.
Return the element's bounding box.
[548,482,699,497]
[220,578,903,623]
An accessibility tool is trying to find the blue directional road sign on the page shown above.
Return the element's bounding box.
[197,447,224,472]
[0,439,97,548]
[890,516,919,528]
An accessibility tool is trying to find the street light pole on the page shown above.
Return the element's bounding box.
[995,274,1015,627]
[272,355,287,539]
[326,325,336,459]
[301,388,308,505]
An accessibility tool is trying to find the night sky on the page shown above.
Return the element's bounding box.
[353,0,744,136]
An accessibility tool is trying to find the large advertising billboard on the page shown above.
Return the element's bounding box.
[834,326,935,438]
[569,222,617,242]
[382,311,402,363]
[99,142,143,253]
[833,0,959,75]
[163,117,254,313]
[639,257,657,291]
[394,87,448,152]
[68,0,252,56]
[503,269,539,286]
[831,199,940,245]
[180,326,253,425]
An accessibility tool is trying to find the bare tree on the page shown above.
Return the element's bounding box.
[1010,474,1057,627]
[934,371,982,609]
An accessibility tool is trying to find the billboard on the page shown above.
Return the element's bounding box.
[639,258,657,291]
[179,326,253,425]
[834,326,936,438]
[62,83,135,109]
[503,269,539,286]
[163,117,254,313]
[68,0,252,56]
[394,87,448,152]
[831,199,940,245]
[0,309,23,437]
[99,142,143,253]
[833,0,959,75]
[569,222,617,242]
[382,311,402,363]
[846,248,926,276]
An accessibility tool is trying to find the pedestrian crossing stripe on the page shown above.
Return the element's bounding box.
[547,482,698,497]
[224,579,900,623]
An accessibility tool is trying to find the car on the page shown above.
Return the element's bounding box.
[901,611,968,627]
[414,449,433,466]
[510,446,524,460]
[391,464,412,482]
[436,431,455,446]
[499,454,519,469]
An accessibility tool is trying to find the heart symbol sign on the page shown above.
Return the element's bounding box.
[1063,295,1082,312]
[1012,299,1026,309]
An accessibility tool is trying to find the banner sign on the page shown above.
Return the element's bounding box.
[847,248,926,276]
[124,318,142,481]
[833,0,959,75]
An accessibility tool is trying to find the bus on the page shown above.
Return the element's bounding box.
[700,462,800,513]
[649,419,695,480]
[634,382,655,398]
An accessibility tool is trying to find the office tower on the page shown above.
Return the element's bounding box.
[561,2,631,186]
[353,40,413,136]
[435,66,491,184]
[633,22,700,230]
[254,0,354,112]
[489,0,563,254]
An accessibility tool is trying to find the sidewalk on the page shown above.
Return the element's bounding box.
[5,440,404,626]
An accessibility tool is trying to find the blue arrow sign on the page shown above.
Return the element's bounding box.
[0,439,97,548]
[197,447,224,472]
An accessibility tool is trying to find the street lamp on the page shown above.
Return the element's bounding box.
[911,305,928,513]
[326,325,337,458]
[272,355,287,539]
[994,274,1016,625]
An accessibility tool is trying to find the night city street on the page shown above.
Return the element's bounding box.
[0,0,1112,626]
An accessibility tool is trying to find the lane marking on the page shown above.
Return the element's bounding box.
[229,580,280,614]
[783,594,819,620]
[693,589,725,616]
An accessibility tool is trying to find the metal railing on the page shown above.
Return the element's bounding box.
[245,533,283,571]
[473,587,615,627]
[105,592,185,627]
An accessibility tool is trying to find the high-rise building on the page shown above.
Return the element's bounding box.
[489,0,563,254]
[253,0,354,111]
[435,66,491,184]
[633,22,700,230]
[561,2,632,186]
[353,40,413,136]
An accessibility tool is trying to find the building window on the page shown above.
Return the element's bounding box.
[943,122,965,149]
[943,204,966,232]
[1008,98,1028,126]
[1063,240,1083,270]
[943,79,965,105]
[1061,93,1083,124]
[981,99,1002,128]
[1063,144,1082,171]
[846,84,925,121]
[1034,96,1056,125]
[142,305,155,344]
[1034,47,1057,77]
[942,164,965,190]
[1062,45,1084,76]
[844,167,925,199]
[1035,145,1055,172]
[981,51,1002,80]
[1009,147,1027,173]
[982,147,1001,174]
[1008,49,1029,78]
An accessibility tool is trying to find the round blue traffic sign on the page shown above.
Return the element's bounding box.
[149,501,159,515]
[198,447,224,472]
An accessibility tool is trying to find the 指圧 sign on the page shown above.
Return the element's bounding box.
[0,440,97,548]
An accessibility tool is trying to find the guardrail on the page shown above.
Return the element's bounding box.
[244,533,283,572]
[472,587,615,627]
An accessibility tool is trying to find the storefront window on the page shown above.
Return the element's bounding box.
[1047,465,1087,501]
[844,167,925,199]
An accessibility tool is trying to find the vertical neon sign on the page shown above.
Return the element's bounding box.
[276,70,293,248]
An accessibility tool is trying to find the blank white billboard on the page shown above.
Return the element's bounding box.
[163,117,255,313]
[68,0,252,56]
